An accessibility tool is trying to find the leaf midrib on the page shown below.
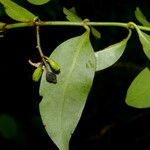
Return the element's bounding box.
[59,32,89,138]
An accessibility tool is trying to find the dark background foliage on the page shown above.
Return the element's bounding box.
[1,0,150,150]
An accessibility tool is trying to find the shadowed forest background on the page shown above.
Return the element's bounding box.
[1,0,150,150]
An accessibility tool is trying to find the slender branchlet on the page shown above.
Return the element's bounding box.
[1,21,150,32]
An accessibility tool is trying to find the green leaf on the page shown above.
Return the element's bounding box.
[91,26,101,39]
[135,7,150,27]
[0,0,37,22]
[134,24,150,60]
[27,0,50,5]
[63,7,82,22]
[95,29,132,71]
[125,67,150,108]
[39,31,96,150]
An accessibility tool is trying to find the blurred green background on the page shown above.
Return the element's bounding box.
[1,0,150,150]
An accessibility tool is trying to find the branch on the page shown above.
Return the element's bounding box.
[1,21,150,32]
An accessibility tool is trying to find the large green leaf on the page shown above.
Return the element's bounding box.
[0,0,37,22]
[27,0,50,5]
[125,67,150,108]
[95,29,131,71]
[135,7,150,27]
[39,31,96,150]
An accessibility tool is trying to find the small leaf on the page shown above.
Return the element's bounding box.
[134,24,150,60]
[125,67,150,108]
[91,26,101,39]
[39,31,96,150]
[95,29,132,71]
[63,7,82,22]
[135,7,150,27]
[27,0,50,5]
[0,0,37,22]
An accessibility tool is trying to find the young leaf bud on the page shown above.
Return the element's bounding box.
[46,71,57,84]
[32,65,43,82]
[48,58,60,73]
